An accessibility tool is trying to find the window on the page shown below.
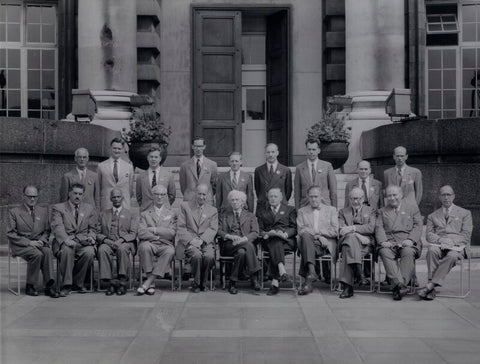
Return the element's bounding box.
[427,14,459,34]
[0,3,57,119]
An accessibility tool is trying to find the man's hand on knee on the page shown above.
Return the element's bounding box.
[401,239,413,248]
[380,241,393,248]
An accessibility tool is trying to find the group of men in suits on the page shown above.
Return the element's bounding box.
[7,136,473,300]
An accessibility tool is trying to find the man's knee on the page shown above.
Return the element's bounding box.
[98,244,110,255]
[165,245,175,259]
[59,245,74,259]
[445,251,460,263]
[378,247,393,259]
[237,248,246,257]
[401,247,415,258]
[81,246,95,259]
[427,245,442,258]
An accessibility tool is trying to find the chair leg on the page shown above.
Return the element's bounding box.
[179,260,183,291]
[8,254,20,296]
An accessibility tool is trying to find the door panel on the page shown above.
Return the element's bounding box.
[266,10,290,165]
[193,10,242,165]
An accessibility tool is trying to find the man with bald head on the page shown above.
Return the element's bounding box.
[7,185,60,297]
[254,143,292,214]
[97,188,138,296]
[137,185,177,296]
[217,190,261,294]
[376,185,423,300]
[60,148,98,207]
[337,187,376,298]
[178,184,218,292]
[296,186,338,296]
[419,185,473,300]
[344,160,383,210]
[383,146,423,206]
[256,187,297,295]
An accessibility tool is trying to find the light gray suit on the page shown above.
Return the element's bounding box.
[60,169,98,207]
[179,157,217,205]
[384,165,423,206]
[136,168,176,211]
[96,157,134,210]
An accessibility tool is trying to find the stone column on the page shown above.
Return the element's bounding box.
[344,0,406,172]
[78,0,137,91]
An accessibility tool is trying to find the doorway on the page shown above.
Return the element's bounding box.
[192,7,290,166]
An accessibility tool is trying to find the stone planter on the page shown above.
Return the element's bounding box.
[129,142,168,170]
[319,142,349,170]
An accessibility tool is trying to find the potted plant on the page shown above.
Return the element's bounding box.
[306,110,351,169]
[124,96,172,170]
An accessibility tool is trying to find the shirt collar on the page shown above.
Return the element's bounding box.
[308,159,317,168]
[154,205,164,216]
[267,161,278,170]
[230,169,239,177]
[113,206,122,214]
[195,156,204,164]
[76,167,86,175]
[69,201,79,211]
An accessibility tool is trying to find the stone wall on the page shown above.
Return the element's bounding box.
[360,118,480,245]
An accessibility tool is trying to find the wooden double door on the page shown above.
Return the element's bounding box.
[193,8,290,166]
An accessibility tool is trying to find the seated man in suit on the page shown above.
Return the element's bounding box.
[97,188,138,296]
[217,190,261,294]
[216,152,254,215]
[7,185,60,298]
[178,184,218,292]
[375,185,423,300]
[60,147,98,207]
[137,185,177,295]
[257,187,297,296]
[344,160,383,210]
[297,186,338,295]
[51,183,98,296]
[419,185,473,300]
[338,187,375,298]
[179,137,217,205]
[294,139,337,209]
[136,145,176,211]
[254,143,292,214]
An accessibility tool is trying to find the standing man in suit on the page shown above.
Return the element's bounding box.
[136,145,176,211]
[257,187,297,296]
[344,160,383,210]
[376,185,423,300]
[296,186,338,295]
[7,185,60,298]
[51,183,98,296]
[294,139,337,209]
[383,146,423,206]
[60,148,98,207]
[96,137,134,210]
[255,143,292,214]
[179,137,217,205]
[216,152,254,215]
[338,187,376,298]
[419,185,473,300]
[137,185,177,296]
[97,188,138,296]
[217,190,261,294]
[177,184,218,292]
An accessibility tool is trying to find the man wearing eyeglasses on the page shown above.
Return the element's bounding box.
[7,185,60,298]
[419,185,473,300]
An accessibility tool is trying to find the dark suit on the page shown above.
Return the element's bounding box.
[338,206,375,286]
[177,201,218,286]
[179,157,217,205]
[97,208,138,280]
[60,169,98,207]
[383,165,423,206]
[294,159,337,209]
[257,203,297,279]
[375,201,423,286]
[217,210,261,281]
[51,202,98,287]
[216,170,254,214]
[138,206,177,277]
[136,168,176,211]
[7,205,55,286]
[344,177,383,210]
[254,163,292,213]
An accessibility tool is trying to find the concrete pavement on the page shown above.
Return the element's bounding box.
[1,257,480,364]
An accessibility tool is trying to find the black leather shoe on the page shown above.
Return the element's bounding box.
[228,282,238,295]
[26,284,39,296]
[59,286,71,297]
[398,284,409,297]
[298,284,312,296]
[339,285,354,299]
[279,273,291,282]
[190,283,201,293]
[359,278,370,286]
[106,284,116,296]
[392,285,402,301]
[425,288,436,301]
[72,285,87,293]
[45,286,60,298]
[267,285,279,296]
[116,283,127,296]
[251,276,261,291]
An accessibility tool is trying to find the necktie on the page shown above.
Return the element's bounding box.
[152,170,157,187]
[113,160,119,183]
[232,172,238,189]
[29,206,35,222]
[311,163,316,183]
[196,159,201,178]
[235,211,240,222]
[79,170,85,182]
[272,206,278,215]
[114,209,119,217]
[269,164,274,176]
[397,168,402,186]
[444,209,449,222]
[75,205,79,223]
[361,180,369,204]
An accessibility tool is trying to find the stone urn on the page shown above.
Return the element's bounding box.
[129,142,168,170]
[319,142,349,170]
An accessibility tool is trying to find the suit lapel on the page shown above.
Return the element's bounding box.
[19,206,34,230]
[189,158,198,181]
[105,210,113,235]
[77,204,87,227]
[344,207,354,225]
